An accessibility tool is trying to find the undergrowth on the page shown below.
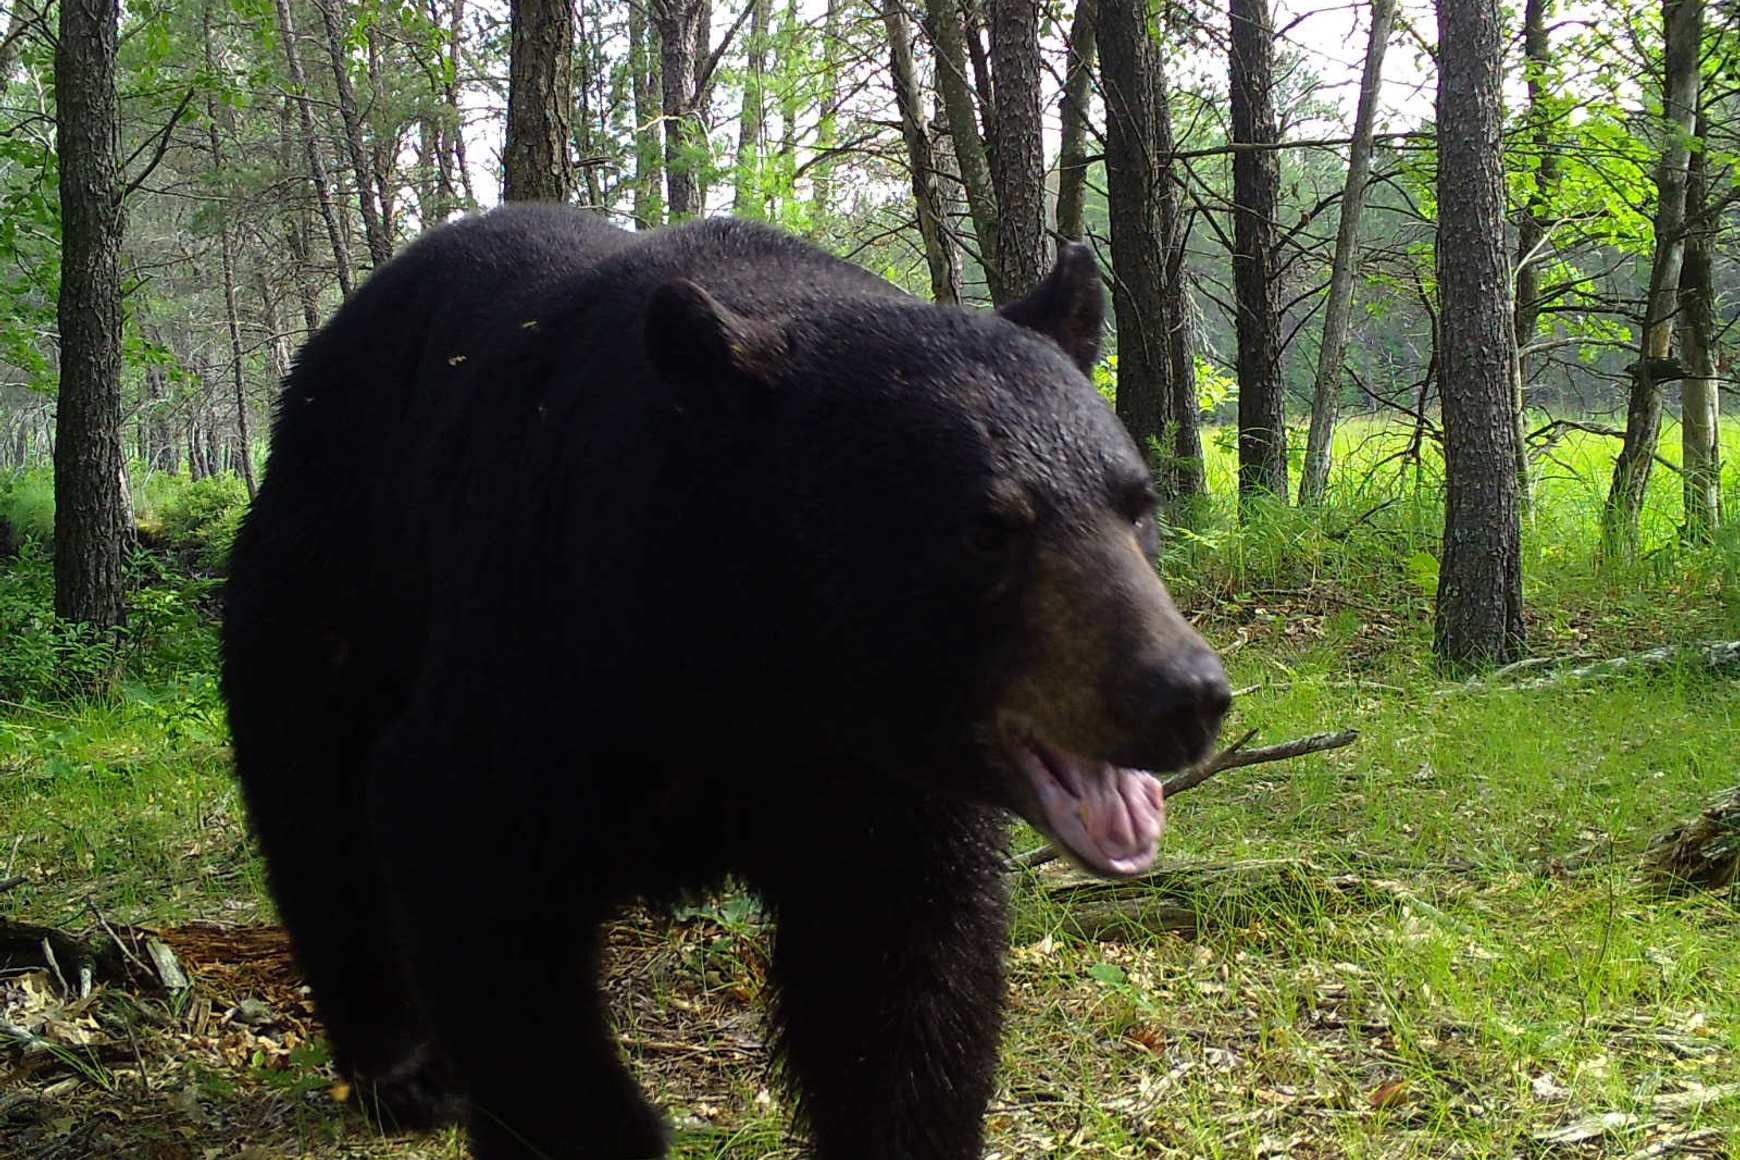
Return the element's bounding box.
[2,427,1739,1157]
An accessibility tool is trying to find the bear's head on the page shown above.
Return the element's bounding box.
[646,247,1229,878]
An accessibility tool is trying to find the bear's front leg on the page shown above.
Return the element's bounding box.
[752,792,1011,1160]
[369,722,669,1160]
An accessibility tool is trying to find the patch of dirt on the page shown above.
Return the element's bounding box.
[0,911,777,1160]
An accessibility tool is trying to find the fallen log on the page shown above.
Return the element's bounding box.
[1442,641,1740,695]
[1641,784,1740,895]
[0,917,188,998]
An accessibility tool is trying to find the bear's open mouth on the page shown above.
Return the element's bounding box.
[1007,728,1165,878]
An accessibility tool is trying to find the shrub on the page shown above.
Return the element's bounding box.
[0,545,118,700]
[146,473,250,571]
[0,470,56,544]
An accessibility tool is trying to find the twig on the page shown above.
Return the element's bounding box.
[120,85,197,201]
[0,698,80,722]
[1164,729,1360,792]
[1157,728,1258,797]
[40,936,69,995]
[89,904,154,979]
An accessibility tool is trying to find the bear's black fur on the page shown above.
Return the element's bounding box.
[222,205,1228,1160]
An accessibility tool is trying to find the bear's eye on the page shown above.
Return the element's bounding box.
[1118,486,1157,526]
[967,518,1013,556]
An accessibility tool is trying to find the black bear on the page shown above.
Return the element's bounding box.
[221,205,1229,1160]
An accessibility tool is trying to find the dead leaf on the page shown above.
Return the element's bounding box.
[1369,1079,1409,1110]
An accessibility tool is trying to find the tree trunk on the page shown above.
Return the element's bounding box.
[364,20,395,235]
[1297,0,1393,505]
[277,98,325,331]
[53,0,128,629]
[811,0,842,221]
[445,0,476,210]
[257,268,294,383]
[629,1,663,227]
[655,0,705,220]
[1601,0,1702,558]
[926,0,1002,300]
[272,0,355,297]
[143,365,177,473]
[964,1,996,124]
[1055,0,1097,243]
[1509,0,1556,508]
[1100,0,1201,503]
[690,0,713,211]
[1432,0,1524,667]
[883,0,961,304]
[311,0,393,263]
[989,0,1045,300]
[1680,112,1719,542]
[203,2,256,496]
[1230,0,1286,509]
[504,0,575,202]
[734,0,771,217]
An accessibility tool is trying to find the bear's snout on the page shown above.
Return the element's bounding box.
[1103,646,1231,772]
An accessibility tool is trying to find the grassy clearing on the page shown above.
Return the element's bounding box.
[3,429,1739,1158]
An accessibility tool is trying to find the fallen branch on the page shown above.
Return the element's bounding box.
[1443,640,1740,695]
[1014,729,1360,869]
[1167,728,1360,791]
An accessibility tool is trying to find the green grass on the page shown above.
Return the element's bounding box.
[3,424,1739,1158]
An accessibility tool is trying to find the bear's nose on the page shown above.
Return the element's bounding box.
[1105,648,1231,770]
[1166,649,1233,720]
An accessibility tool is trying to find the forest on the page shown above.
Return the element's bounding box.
[2,0,1739,1156]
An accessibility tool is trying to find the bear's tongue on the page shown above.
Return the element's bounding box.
[1018,739,1165,878]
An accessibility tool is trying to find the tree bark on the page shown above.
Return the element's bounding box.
[53,0,128,629]
[1100,0,1202,503]
[1230,0,1287,509]
[272,0,355,297]
[883,0,961,303]
[1055,0,1097,243]
[655,0,705,219]
[504,0,575,202]
[1432,0,1524,667]
[1601,0,1702,558]
[989,0,1045,300]
[926,0,1001,300]
[1297,0,1393,506]
[311,0,393,263]
[1679,112,1719,542]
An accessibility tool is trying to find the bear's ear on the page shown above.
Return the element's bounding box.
[645,278,787,415]
[997,243,1104,374]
